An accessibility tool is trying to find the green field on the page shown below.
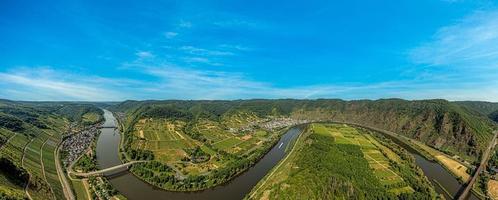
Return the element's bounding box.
[126,110,282,191]
[248,123,437,199]
[213,137,242,150]
[71,179,89,200]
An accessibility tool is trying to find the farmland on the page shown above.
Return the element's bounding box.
[123,107,297,191]
[248,123,437,199]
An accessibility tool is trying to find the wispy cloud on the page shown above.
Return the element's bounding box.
[135,51,155,59]
[0,67,128,101]
[182,57,223,66]
[122,52,498,101]
[163,31,178,39]
[410,10,498,68]
[179,46,234,56]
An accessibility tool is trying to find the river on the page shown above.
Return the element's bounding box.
[96,110,478,200]
[377,129,478,200]
[96,109,301,200]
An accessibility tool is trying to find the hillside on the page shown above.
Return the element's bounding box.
[455,101,498,116]
[248,123,437,199]
[0,100,104,199]
[112,99,496,170]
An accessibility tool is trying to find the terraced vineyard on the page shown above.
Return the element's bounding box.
[0,119,66,200]
[0,100,105,199]
[248,123,437,199]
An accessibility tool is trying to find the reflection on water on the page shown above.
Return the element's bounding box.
[96,109,301,200]
[97,111,476,200]
[379,132,477,200]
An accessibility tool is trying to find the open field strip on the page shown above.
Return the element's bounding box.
[42,139,64,200]
[39,139,57,200]
[71,179,89,200]
[212,137,243,150]
[21,137,35,199]
[406,137,470,181]
[248,123,429,199]
[330,125,409,190]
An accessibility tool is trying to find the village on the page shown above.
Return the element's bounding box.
[61,125,100,167]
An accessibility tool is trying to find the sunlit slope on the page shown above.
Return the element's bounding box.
[113,99,496,162]
[248,123,437,199]
[0,100,103,199]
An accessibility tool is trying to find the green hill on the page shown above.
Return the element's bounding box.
[113,99,496,169]
[0,100,104,199]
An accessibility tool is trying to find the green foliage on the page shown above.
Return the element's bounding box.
[74,154,97,172]
[183,146,210,163]
[489,110,498,123]
[113,99,497,161]
[0,157,29,187]
[0,114,24,132]
[55,104,104,125]
[127,149,154,160]
[251,124,437,200]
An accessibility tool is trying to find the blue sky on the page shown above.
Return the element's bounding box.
[1,0,498,101]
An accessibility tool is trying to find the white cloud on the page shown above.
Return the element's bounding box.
[164,31,178,39]
[135,51,154,59]
[410,10,498,68]
[123,57,498,101]
[0,67,126,101]
[3,63,498,101]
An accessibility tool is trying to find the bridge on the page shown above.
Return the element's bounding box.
[70,161,147,177]
[456,130,498,200]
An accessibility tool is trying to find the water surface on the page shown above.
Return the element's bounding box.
[96,109,301,200]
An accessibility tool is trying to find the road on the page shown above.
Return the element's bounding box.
[456,130,498,200]
[22,138,35,200]
[55,140,75,200]
[69,161,146,177]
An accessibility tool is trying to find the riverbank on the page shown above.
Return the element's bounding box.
[335,121,478,200]
[247,124,306,199]
[335,121,473,183]
[114,109,301,192]
[97,108,304,199]
[247,123,438,199]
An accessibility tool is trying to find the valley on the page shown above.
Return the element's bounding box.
[1,99,497,200]
[249,123,439,199]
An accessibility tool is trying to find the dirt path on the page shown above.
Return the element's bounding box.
[22,138,35,200]
[55,140,75,200]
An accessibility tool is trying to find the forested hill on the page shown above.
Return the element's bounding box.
[455,101,498,123]
[0,100,105,127]
[112,99,497,161]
